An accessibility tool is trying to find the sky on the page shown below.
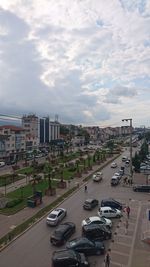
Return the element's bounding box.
[0,0,150,127]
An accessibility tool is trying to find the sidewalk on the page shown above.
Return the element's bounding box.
[0,157,115,241]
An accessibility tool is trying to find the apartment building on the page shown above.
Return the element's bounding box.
[22,114,39,151]
[0,125,25,160]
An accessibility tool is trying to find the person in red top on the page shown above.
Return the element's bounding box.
[126,206,130,219]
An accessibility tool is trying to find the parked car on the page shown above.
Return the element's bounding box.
[0,161,5,167]
[122,156,128,162]
[140,165,150,171]
[111,162,117,168]
[125,160,130,167]
[133,185,150,192]
[82,216,112,228]
[100,198,123,210]
[92,172,103,182]
[52,249,90,267]
[66,237,105,256]
[50,222,76,246]
[5,160,16,165]
[98,207,122,218]
[111,175,119,186]
[119,169,124,176]
[46,208,67,226]
[114,172,122,180]
[82,224,112,241]
[83,198,99,210]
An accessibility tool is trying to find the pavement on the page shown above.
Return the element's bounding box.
[0,157,114,241]
[0,158,150,267]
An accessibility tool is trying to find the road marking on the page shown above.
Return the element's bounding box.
[127,201,142,267]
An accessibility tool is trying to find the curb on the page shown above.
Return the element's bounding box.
[0,153,121,252]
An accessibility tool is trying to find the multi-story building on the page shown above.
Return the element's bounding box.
[22,114,39,151]
[39,117,60,144]
[0,125,25,160]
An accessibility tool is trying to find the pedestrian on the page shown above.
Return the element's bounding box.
[126,206,130,219]
[123,176,127,185]
[124,219,129,235]
[84,184,87,192]
[104,250,111,267]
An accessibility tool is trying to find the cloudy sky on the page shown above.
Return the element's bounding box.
[0,0,150,127]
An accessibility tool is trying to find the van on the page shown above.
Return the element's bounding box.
[111,176,119,186]
[82,224,112,241]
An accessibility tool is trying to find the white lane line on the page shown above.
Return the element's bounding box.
[127,201,142,267]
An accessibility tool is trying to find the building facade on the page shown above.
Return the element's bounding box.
[22,114,39,151]
[0,125,25,160]
[39,117,60,144]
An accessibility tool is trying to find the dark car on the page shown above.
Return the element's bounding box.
[52,249,90,267]
[6,160,16,165]
[82,224,112,241]
[50,222,76,246]
[83,198,99,210]
[133,185,150,192]
[101,198,123,210]
[66,237,105,256]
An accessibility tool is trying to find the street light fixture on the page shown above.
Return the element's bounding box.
[122,118,133,183]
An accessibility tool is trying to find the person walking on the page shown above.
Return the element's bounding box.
[104,250,111,267]
[84,184,87,192]
[126,206,130,219]
[124,219,129,235]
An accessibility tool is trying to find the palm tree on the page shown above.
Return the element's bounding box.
[44,162,53,190]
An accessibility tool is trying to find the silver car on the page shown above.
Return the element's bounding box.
[46,208,67,226]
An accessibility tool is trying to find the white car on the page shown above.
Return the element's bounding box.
[98,207,122,218]
[114,172,121,180]
[92,172,103,182]
[82,216,112,228]
[111,162,117,168]
[46,208,67,226]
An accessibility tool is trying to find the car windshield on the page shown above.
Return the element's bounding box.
[112,208,116,212]
[85,200,92,204]
[69,240,77,247]
[54,230,63,238]
[85,218,91,224]
[100,217,106,223]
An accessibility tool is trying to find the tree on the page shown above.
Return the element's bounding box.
[132,152,140,171]
[44,162,53,190]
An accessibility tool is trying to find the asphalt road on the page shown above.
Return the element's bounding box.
[0,148,150,267]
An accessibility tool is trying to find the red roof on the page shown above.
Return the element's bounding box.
[0,125,24,131]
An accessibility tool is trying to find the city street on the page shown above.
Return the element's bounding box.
[0,149,150,267]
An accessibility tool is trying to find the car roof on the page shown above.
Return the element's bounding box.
[52,249,77,260]
[102,198,120,203]
[111,176,118,179]
[85,198,96,203]
[51,208,64,215]
[83,223,108,231]
[100,207,112,211]
[88,216,101,221]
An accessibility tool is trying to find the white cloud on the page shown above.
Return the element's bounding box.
[0,0,150,126]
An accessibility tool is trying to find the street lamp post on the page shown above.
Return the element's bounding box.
[122,118,133,183]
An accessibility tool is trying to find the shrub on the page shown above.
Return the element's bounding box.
[6,198,23,208]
